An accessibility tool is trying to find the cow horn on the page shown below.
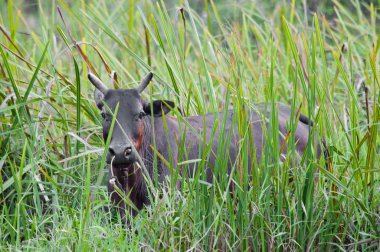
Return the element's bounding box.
[88,73,108,94]
[137,72,153,93]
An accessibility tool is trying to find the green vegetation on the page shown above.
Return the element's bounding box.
[0,0,379,250]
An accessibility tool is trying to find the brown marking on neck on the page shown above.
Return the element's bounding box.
[134,120,145,152]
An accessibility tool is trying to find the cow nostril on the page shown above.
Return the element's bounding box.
[109,147,116,156]
[125,147,132,157]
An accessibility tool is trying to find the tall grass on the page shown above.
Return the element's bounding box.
[0,0,379,250]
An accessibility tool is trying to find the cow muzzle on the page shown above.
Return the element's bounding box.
[107,143,134,165]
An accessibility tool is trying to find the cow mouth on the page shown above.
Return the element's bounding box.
[107,158,135,167]
[111,162,134,171]
[106,153,137,167]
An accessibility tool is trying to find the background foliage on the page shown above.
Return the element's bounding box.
[0,0,379,250]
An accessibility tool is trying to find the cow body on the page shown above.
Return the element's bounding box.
[108,105,311,219]
[88,73,313,220]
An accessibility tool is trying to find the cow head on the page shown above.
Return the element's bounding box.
[88,72,174,166]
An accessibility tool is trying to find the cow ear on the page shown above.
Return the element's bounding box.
[94,88,104,110]
[143,100,175,117]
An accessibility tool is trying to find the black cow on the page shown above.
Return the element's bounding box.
[88,72,315,220]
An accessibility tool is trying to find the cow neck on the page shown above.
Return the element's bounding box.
[138,116,155,179]
[140,115,178,180]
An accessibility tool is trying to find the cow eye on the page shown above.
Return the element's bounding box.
[137,112,146,120]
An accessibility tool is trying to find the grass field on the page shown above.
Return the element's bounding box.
[0,0,379,251]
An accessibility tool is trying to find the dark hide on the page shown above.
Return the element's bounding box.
[88,73,315,221]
